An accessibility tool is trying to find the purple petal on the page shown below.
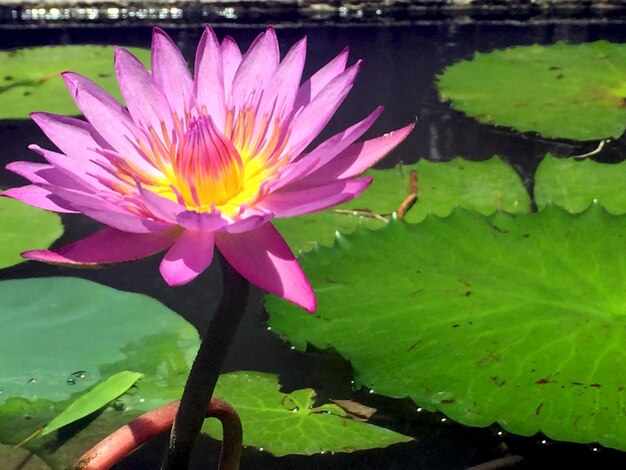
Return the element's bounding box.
[270,106,383,192]
[176,211,229,232]
[293,47,349,110]
[258,37,307,121]
[194,27,225,130]
[231,28,279,109]
[160,229,215,286]
[151,28,193,119]
[286,62,361,159]
[7,161,90,192]
[39,185,171,233]
[216,223,316,312]
[114,47,174,137]
[221,36,242,98]
[299,123,415,186]
[262,177,372,218]
[136,183,186,224]
[2,186,77,213]
[266,153,322,192]
[62,72,148,163]
[6,161,52,184]
[23,227,180,266]
[220,207,273,234]
[30,112,111,161]
[29,145,110,192]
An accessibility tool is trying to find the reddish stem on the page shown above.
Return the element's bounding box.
[71,397,242,470]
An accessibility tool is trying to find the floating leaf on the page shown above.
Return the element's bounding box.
[0,277,198,445]
[275,157,529,252]
[535,154,626,214]
[40,371,143,437]
[267,206,626,450]
[0,197,63,269]
[0,45,150,119]
[203,371,411,456]
[437,41,626,141]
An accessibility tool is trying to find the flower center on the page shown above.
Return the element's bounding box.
[114,106,291,218]
[170,115,245,213]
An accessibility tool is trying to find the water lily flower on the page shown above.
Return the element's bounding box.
[4,27,413,312]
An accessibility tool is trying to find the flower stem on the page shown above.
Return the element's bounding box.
[161,251,250,470]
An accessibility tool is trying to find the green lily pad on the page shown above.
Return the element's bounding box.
[0,197,63,269]
[0,277,198,445]
[267,206,626,450]
[274,157,529,253]
[535,154,626,214]
[0,45,150,119]
[437,41,626,141]
[203,371,412,456]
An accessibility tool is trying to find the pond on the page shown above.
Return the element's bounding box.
[1,10,626,470]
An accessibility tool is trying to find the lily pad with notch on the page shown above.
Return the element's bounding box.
[202,371,412,456]
[534,154,626,214]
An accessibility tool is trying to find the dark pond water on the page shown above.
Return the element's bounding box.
[1,19,626,469]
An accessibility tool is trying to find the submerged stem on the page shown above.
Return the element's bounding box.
[161,251,250,470]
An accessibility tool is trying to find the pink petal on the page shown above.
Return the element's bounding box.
[29,145,110,192]
[136,183,186,224]
[231,28,279,109]
[80,207,170,234]
[216,223,316,312]
[39,185,171,233]
[302,106,383,173]
[151,28,193,119]
[30,112,111,161]
[160,229,215,286]
[258,37,307,121]
[299,123,415,187]
[2,186,77,213]
[114,47,174,137]
[270,106,383,192]
[221,36,242,98]
[220,207,273,234]
[286,62,361,159]
[23,227,180,266]
[194,27,225,130]
[293,47,349,110]
[267,153,322,192]
[62,73,149,166]
[7,161,90,192]
[176,211,229,232]
[262,177,372,218]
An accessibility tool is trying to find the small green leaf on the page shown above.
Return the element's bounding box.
[275,157,529,253]
[203,371,411,456]
[268,206,626,450]
[0,45,150,119]
[535,154,626,214]
[41,371,142,437]
[438,41,626,141]
[0,197,63,269]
